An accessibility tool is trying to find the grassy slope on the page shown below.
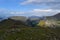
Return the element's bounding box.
[0,19,60,40]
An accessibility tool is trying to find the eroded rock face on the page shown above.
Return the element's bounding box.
[45,20,56,27]
[37,19,57,28]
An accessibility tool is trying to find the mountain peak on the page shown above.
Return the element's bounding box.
[54,13,60,16]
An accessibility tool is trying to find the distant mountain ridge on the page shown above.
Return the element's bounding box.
[9,16,28,22]
[0,13,60,22]
[0,13,60,28]
[46,13,60,20]
[29,16,40,18]
[53,13,60,20]
[29,16,41,21]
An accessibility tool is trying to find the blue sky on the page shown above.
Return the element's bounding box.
[0,0,60,17]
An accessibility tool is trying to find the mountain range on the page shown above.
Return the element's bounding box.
[0,13,60,22]
[0,13,60,40]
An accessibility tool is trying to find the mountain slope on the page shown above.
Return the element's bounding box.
[0,19,60,40]
[0,19,29,29]
[0,16,60,40]
[9,16,28,22]
[53,13,60,20]
[46,13,60,20]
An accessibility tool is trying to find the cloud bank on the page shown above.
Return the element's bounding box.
[0,8,60,17]
[20,0,60,10]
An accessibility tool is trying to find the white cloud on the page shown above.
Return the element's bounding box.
[20,0,60,9]
[50,4,60,9]
[10,11,25,14]
[21,0,55,5]
[20,0,59,5]
[0,9,26,17]
[29,9,60,16]
[32,9,52,12]
[0,9,60,17]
